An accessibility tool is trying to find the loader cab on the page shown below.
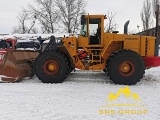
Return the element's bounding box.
[5,38,17,50]
[0,38,16,50]
[80,15,105,46]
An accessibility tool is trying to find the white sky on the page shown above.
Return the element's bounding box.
[0,0,155,34]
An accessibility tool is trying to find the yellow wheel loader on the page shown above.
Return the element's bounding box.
[34,14,160,85]
[1,14,160,85]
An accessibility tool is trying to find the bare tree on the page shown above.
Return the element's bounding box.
[12,9,28,34]
[13,0,86,34]
[152,0,160,33]
[55,0,86,33]
[29,0,58,33]
[152,0,160,16]
[141,0,152,33]
[12,9,38,34]
[105,11,118,33]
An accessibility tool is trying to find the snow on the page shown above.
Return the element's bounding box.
[0,75,17,79]
[0,34,160,119]
[16,48,37,51]
[0,68,159,120]
[17,39,36,43]
[0,33,69,40]
[0,35,16,39]
[43,40,50,43]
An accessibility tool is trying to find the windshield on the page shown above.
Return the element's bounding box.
[80,17,101,37]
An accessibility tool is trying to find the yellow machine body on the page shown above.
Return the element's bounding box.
[61,15,156,71]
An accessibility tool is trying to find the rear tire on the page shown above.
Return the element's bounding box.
[35,51,68,83]
[107,50,145,85]
[69,67,74,73]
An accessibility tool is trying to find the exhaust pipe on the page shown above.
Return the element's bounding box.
[124,20,130,34]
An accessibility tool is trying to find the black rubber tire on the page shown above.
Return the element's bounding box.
[107,49,145,85]
[69,67,74,73]
[35,51,68,83]
[65,56,73,78]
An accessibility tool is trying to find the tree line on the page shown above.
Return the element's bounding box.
[140,0,160,33]
[12,0,119,34]
[16,0,157,34]
[12,0,86,34]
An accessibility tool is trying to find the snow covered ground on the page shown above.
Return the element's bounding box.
[0,68,160,120]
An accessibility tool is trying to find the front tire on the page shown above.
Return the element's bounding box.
[35,51,68,83]
[107,50,145,85]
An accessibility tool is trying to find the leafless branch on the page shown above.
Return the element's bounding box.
[105,11,118,32]
[140,0,152,32]
[55,0,86,33]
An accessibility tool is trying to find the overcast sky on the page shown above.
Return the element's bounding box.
[0,0,154,34]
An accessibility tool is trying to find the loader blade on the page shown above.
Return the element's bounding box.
[0,50,39,82]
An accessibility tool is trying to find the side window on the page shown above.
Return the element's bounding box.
[89,24,98,35]
[89,18,101,44]
[6,41,12,48]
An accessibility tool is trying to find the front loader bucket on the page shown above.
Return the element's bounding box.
[0,50,39,82]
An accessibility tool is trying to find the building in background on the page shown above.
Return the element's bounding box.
[136,26,160,37]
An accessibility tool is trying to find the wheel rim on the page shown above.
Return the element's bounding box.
[43,60,59,75]
[118,61,135,77]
